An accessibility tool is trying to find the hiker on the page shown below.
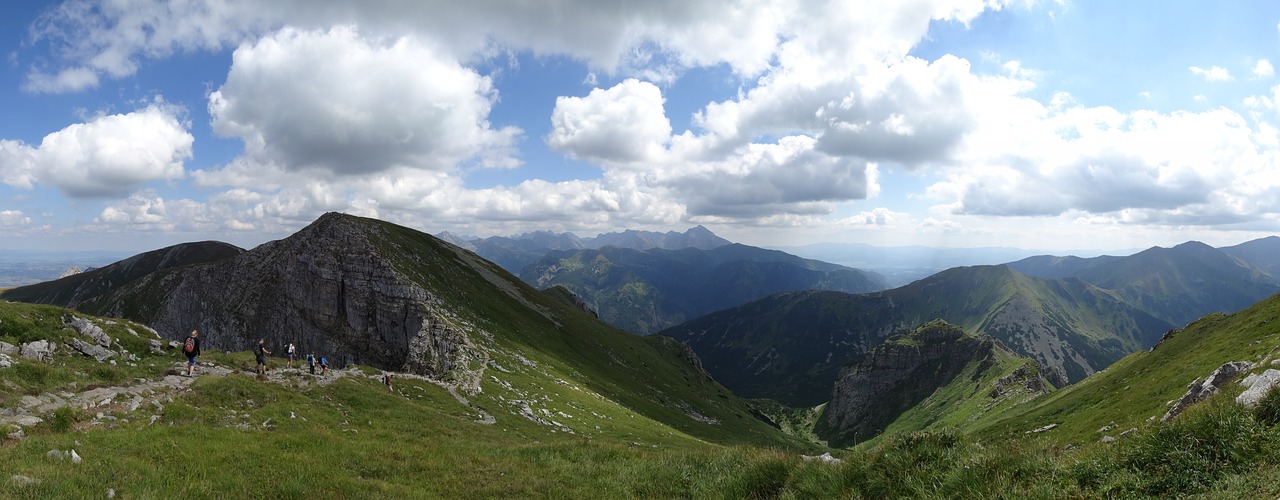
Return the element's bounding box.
[256,337,272,377]
[306,353,316,374]
[383,373,394,392]
[286,342,296,368]
[183,330,201,377]
[319,356,328,376]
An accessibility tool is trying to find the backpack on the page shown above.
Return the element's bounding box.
[183,336,195,354]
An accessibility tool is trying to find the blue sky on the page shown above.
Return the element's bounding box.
[3,0,1280,253]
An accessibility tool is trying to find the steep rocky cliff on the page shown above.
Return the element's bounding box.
[63,213,519,390]
[817,320,1052,447]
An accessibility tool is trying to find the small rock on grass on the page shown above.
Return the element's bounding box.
[10,475,38,486]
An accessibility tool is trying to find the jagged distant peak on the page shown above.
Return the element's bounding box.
[435,230,477,242]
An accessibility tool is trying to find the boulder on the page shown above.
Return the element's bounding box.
[66,316,111,347]
[800,452,843,464]
[1162,361,1252,422]
[0,341,16,355]
[13,416,42,427]
[68,338,115,362]
[19,340,55,362]
[147,339,164,354]
[0,353,12,369]
[1236,369,1280,408]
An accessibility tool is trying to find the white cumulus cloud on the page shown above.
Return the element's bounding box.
[1190,65,1233,82]
[207,26,520,177]
[1253,59,1275,79]
[0,210,33,227]
[0,103,192,198]
[548,79,672,166]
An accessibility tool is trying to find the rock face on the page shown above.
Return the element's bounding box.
[819,320,1044,446]
[87,213,487,385]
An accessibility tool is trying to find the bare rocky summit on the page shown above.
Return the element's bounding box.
[86,213,489,384]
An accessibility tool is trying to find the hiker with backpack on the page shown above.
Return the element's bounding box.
[306,353,316,374]
[183,330,201,377]
[319,356,328,376]
[286,342,296,368]
[383,373,394,393]
[255,338,271,378]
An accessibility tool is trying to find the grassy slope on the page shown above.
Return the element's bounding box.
[0,302,170,401]
[367,216,807,449]
[975,292,1280,447]
[0,300,818,497]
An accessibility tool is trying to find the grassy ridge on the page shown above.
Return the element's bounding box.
[975,292,1280,447]
[366,215,808,449]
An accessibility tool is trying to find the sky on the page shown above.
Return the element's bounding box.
[3,0,1280,254]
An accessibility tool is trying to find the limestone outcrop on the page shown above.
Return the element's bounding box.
[819,319,1049,446]
[1161,361,1252,422]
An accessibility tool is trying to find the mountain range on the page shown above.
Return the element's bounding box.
[438,225,732,276]
[520,244,887,334]
[660,265,1172,406]
[10,213,1280,496]
[1,213,797,449]
[1008,239,1280,326]
[662,236,1280,407]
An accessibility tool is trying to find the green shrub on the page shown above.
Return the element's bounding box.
[1117,397,1273,496]
[718,455,792,499]
[855,430,966,497]
[46,406,87,433]
[1253,384,1280,426]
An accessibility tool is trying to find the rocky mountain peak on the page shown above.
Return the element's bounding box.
[817,319,1045,446]
[57,213,495,394]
